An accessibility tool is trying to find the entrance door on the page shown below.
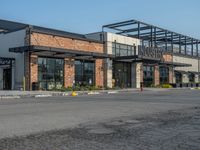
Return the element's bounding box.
[3,68,12,90]
[113,62,131,88]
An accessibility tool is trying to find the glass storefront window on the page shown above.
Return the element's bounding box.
[188,73,195,83]
[143,65,154,87]
[160,66,169,84]
[112,42,134,57]
[75,60,95,86]
[38,57,64,90]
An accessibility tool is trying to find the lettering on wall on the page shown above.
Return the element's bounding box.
[138,46,164,61]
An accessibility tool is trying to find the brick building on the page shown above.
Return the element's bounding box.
[0,20,109,90]
[0,19,200,90]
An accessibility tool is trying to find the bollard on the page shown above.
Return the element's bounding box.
[140,82,143,92]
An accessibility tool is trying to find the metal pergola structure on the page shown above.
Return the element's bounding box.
[103,19,200,57]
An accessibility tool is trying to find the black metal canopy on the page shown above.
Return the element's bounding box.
[9,45,113,59]
[175,70,189,74]
[113,55,191,67]
[188,71,200,75]
[103,19,200,56]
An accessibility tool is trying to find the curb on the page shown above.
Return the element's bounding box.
[0,90,138,99]
[35,94,52,98]
[87,92,100,95]
[107,91,119,94]
[0,96,21,99]
[0,89,147,99]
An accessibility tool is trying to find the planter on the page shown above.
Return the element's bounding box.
[187,83,191,87]
[171,83,181,88]
[181,83,187,88]
[170,83,176,88]
[191,83,196,88]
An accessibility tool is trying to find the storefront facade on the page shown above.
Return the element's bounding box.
[0,19,200,90]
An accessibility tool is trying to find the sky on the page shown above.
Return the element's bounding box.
[1,0,200,38]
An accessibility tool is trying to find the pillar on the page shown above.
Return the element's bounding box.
[131,62,142,88]
[64,58,75,88]
[24,53,38,90]
[154,65,160,86]
[30,55,38,90]
[95,59,104,87]
[105,59,112,88]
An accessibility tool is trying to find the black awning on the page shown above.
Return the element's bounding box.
[9,46,113,59]
[188,71,200,75]
[113,55,192,67]
[114,55,161,63]
[175,70,189,74]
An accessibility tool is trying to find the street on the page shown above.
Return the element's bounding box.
[0,89,200,149]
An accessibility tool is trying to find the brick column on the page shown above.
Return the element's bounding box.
[95,59,104,87]
[64,58,75,88]
[24,52,30,90]
[24,54,38,90]
[30,55,38,90]
[154,65,160,86]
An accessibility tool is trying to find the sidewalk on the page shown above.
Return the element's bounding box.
[0,88,174,99]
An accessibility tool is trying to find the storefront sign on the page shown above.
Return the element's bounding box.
[138,46,164,60]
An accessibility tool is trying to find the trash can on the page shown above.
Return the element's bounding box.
[32,82,39,91]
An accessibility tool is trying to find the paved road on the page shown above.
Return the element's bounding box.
[0,89,200,149]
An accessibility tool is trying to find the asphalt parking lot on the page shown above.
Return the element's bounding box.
[0,89,200,149]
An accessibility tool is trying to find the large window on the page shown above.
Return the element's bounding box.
[112,42,135,57]
[75,60,95,86]
[160,66,169,84]
[143,65,154,87]
[38,57,64,90]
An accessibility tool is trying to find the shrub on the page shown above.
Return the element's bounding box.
[161,84,173,88]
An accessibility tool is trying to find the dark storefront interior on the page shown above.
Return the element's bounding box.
[38,57,64,90]
[75,60,95,86]
[0,57,14,90]
[38,58,96,90]
[159,66,169,84]
[3,68,12,90]
[113,61,131,88]
[143,65,154,87]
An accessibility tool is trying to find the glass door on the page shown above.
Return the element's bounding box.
[113,62,131,88]
[3,68,12,90]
